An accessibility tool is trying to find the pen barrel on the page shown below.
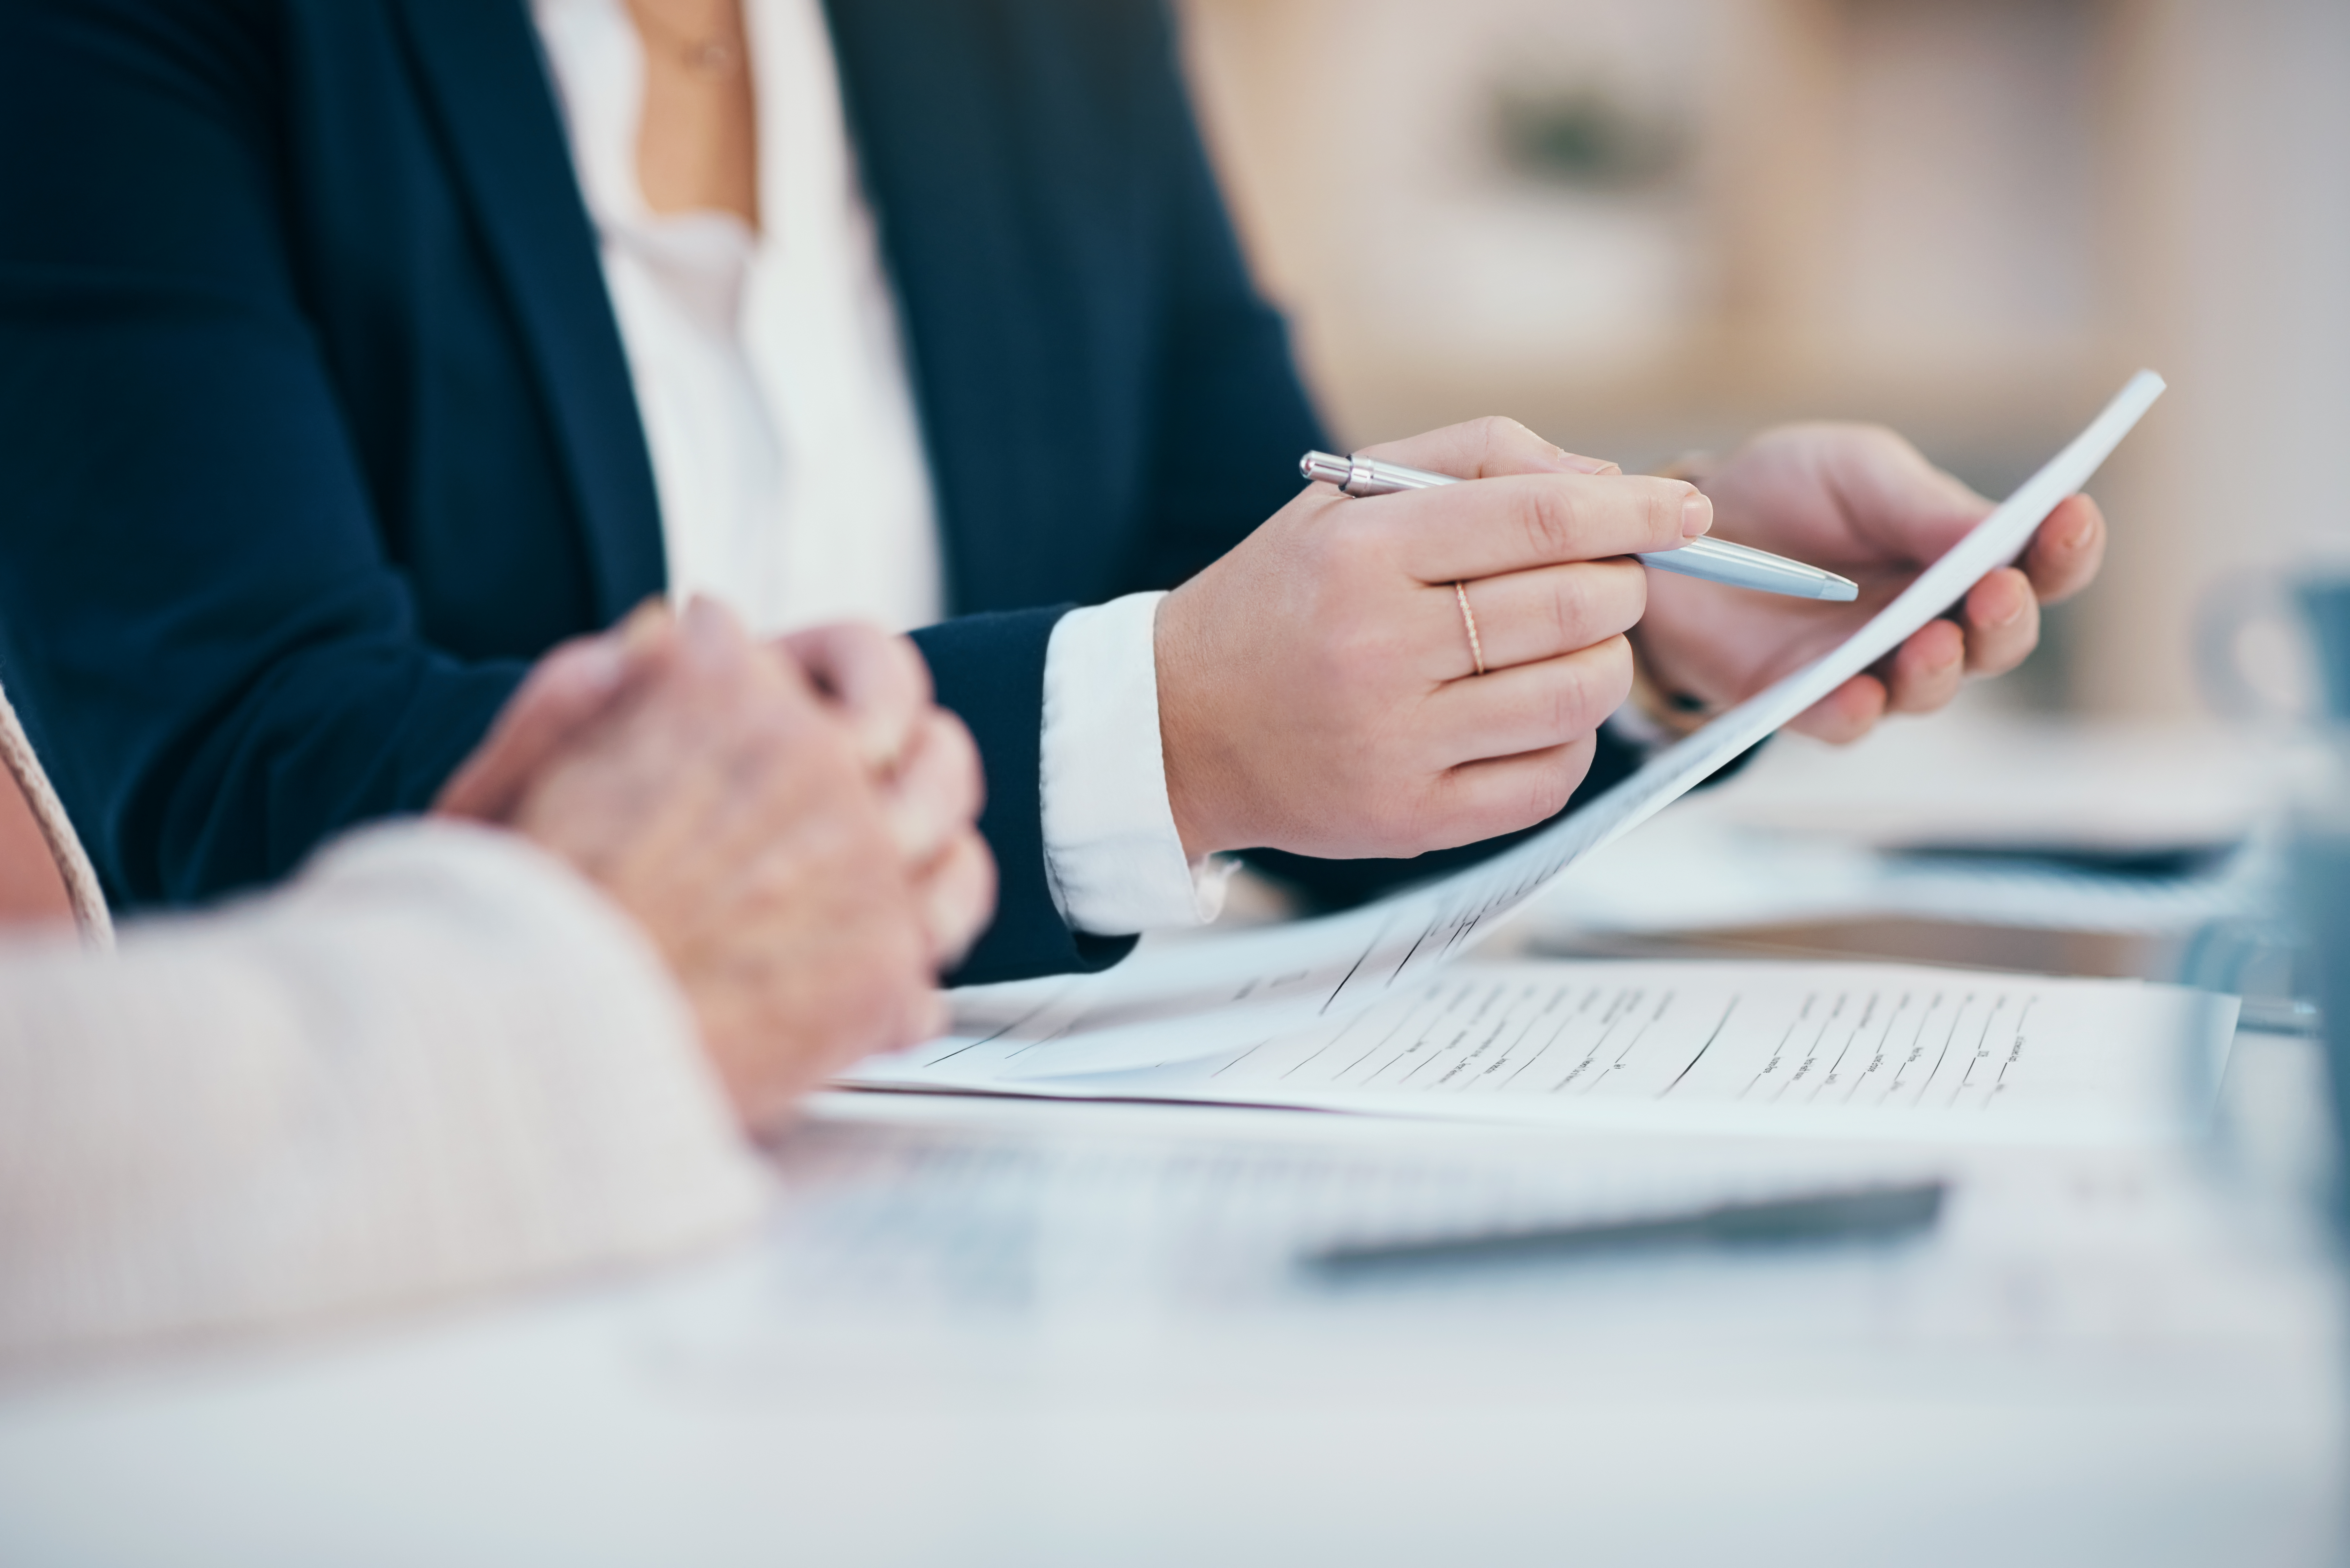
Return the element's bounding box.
[1346,458,1453,494]
[1638,537,1856,601]
[1298,450,1858,601]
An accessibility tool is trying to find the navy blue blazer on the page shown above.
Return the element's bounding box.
[0,0,1643,982]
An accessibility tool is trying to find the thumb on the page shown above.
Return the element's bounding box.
[1830,430,1995,566]
[774,621,932,773]
[435,632,639,823]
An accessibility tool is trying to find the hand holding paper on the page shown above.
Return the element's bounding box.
[1636,423,2111,743]
[1153,418,1700,863]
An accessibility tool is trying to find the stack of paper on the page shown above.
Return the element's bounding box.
[852,959,2236,1145]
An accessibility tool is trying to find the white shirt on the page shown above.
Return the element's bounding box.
[531,0,1223,936]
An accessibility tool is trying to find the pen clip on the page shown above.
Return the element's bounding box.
[1300,450,1355,490]
[1300,450,1457,498]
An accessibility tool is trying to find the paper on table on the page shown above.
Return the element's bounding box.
[853,959,2238,1146]
[874,371,2166,1084]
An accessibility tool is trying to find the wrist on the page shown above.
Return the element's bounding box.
[1153,587,1249,861]
[1039,593,1225,933]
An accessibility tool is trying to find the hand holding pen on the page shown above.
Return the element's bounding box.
[1153,418,1703,866]
[1302,450,1860,603]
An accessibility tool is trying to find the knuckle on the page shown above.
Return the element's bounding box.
[929,838,997,951]
[920,766,973,835]
[1309,516,1378,582]
[1472,743,1595,839]
[952,750,988,822]
[955,833,999,917]
[863,625,920,696]
[892,637,936,705]
[1550,565,1637,648]
[1320,616,1393,687]
[1538,740,1596,812]
[1542,571,1586,647]
[1603,561,1647,635]
[1543,639,1630,736]
[1520,482,1583,562]
[1589,635,1635,715]
[1471,414,1532,469]
[1544,672,1584,738]
[1520,766,1572,825]
[925,713,985,813]
[1304,587,1397,684]
[1555,564,1639,646]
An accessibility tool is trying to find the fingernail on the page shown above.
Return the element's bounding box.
[571,637,629,692]
[681,596,734,662]
[617,599,676,659]
[1556,450,1620,476]
[1680,489,1713,538]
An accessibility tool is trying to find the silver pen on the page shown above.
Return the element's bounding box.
[1300,450,1860,603]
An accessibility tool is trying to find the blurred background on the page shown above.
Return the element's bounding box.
[1175,0,2350,722]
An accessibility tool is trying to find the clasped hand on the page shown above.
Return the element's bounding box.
[435,599,993,1131]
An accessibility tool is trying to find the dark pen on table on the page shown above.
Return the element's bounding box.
[1302,1180,1948,1280]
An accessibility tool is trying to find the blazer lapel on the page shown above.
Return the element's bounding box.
[393,0,667,623]
[825,0,1080,617]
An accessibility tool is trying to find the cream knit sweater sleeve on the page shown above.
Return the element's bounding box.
[0,819,771,1372]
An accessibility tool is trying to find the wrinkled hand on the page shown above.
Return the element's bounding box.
[1156,416,1709,860]
[440,608,995,976]
[437,600,973,1130]
[776,622,993,969]
[1634,424,2106,742]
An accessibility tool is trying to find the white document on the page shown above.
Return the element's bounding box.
[852,959,2238,1145]
[873,371,2167,1084]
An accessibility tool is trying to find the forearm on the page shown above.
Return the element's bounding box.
[0,820,767,1374]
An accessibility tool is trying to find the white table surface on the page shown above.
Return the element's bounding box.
[1,1029,2341,1568]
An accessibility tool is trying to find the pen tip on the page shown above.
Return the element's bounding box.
[1821,577,1860,603]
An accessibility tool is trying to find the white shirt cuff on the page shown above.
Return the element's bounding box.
[1039,592,1234,936]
